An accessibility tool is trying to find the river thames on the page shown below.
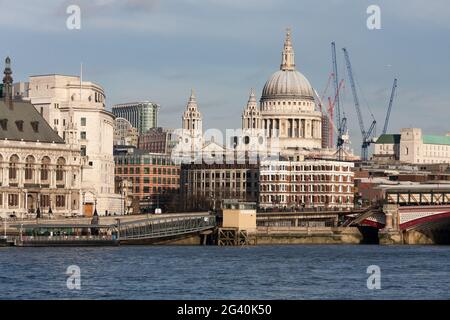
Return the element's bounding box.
[0,245,449,299]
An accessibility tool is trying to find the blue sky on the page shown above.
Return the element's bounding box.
[1,0,449,154]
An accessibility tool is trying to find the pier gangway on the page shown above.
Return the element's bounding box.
[116,213,217,241]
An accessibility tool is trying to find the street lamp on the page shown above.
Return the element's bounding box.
[93,198,98,217]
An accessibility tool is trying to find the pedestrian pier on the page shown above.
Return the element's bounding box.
[4,213,217,246]
[117,213,217,244]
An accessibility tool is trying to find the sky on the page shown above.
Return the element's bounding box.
[1,0,449,155]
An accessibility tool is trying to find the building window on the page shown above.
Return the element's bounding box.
[8,194,19,207]
[56,157,65,182]
[41,156,50,181]
[56,195,65,208]
[9,155,19,180]
[25,155,35,181]
[80,131,86,140]
[41,195,50,208]
[81,118,86,126]
[81,146,87,156]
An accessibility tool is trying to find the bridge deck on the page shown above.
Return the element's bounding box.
[118,213,217,240]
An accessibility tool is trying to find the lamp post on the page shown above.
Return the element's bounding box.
[94,198,98,216]
[36,187,41,221]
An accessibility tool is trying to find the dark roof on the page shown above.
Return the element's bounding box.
[375,134,401,144]
[0,99,65,144]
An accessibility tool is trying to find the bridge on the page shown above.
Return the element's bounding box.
[4,212,217,246]
[349,185,450,244]
[117,212,216,244]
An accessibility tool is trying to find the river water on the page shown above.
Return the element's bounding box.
[0,245,449,299]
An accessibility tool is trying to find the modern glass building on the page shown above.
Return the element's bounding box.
[112,101,159,134]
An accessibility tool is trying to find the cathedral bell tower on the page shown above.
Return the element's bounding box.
[182,89,203,137]
[242,88,261,131]
[181,89,203,157]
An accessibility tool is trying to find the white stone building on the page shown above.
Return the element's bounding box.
[1,58,82,218]
[259,159,354,210]
[14,74,121,215]
[114,117,138,147]
[374,128,450,164]
[240,29,355,161]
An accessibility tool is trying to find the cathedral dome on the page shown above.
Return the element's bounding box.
[261,28,314,101]
[262,69,314,100]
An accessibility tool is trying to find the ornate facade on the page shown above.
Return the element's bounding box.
[242,29,323,160]
[0,58,82,218]
[240,29,358,161]
[15,74,121,215]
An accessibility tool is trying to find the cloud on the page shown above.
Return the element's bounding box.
[2,0,449,156]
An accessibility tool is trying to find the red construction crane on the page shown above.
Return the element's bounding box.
[326,79,345,148]
[318,72,334,112]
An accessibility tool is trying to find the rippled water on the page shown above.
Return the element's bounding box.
[0,245,449,299]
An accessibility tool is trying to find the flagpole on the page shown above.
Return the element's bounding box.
[80,62,83,101]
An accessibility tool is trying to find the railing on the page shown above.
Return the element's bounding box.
[118,214,216,240]
[20,235,116,242]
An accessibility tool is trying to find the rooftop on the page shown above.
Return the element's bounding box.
[423,134,450,146]
[0,99,65,144]
[375,134,401,144]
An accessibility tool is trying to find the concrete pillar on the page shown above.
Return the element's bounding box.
[383,204,399,231]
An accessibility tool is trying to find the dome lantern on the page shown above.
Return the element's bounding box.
[280,28,295,71]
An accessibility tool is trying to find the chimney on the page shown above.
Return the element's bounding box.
[2,56,13,109]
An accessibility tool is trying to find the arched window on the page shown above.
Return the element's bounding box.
[25,155,35,181]
[56,157,66,182]
[41,156,51,181]
[9,155,19,180]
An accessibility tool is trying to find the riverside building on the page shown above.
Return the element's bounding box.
[0,57,82,218]
[114,146,180,212]
[259,159,354,210]
[14,73,121,215]
[374,128,450,164]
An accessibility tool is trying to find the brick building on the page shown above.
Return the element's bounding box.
[138,127,176,154]
[114,146,180,212]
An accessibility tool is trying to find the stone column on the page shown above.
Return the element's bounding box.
[2,165,7,186]
[383,204,399,231]
[17,164,24,188]
[380,203,403,245]
[306,120,311,138]
[67,192,71,216]
[50,168,56,188]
